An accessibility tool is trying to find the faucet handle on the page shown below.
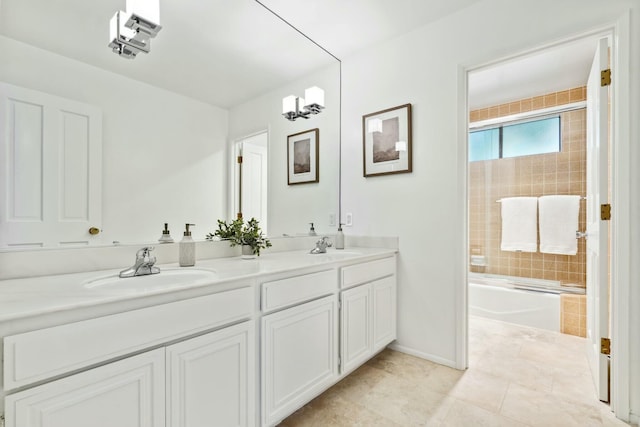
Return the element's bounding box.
[136,246,154,258]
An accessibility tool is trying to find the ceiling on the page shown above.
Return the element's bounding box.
[0,0,599,110]
[469,36,600,110]
[0,0,481,109]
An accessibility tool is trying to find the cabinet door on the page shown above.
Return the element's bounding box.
[340,284,372,374]
[372,276,397,351]
[4,348,164,427]
[166,321,255,427]
[262,295,338,426]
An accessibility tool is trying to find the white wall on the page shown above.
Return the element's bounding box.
[228,63,341,237]
[0,35,229,244]
[339,0,639,418]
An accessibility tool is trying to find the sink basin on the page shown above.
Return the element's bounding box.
[84,268,218,291]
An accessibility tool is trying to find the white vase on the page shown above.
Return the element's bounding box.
[241,244,256,259]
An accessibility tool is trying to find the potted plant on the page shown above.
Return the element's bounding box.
[206,218,243,241]
[208,217,271,257]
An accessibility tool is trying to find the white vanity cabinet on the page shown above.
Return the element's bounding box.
[340,257,397,375]
[5,348,166,427]
[260,270,339,427]
[166,321,254,427]
[3,286,255,427]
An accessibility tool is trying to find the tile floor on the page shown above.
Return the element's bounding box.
[280,316,633,426]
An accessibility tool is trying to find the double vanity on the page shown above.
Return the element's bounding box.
[0,244,397,427]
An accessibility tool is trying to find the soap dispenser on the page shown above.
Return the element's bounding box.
[158,223,174,243]
[336,223,345,250]
[179,223,195,267]
[309,222,317,236]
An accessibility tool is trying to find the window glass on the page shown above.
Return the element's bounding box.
[502,117,560,158]
[469,128,500,162]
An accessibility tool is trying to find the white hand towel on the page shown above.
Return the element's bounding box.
[538,195,581,255]
[500,197,538,252]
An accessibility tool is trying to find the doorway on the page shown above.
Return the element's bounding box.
[232,130,268,232]
[465,33,614,406]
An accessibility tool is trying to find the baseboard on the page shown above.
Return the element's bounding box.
[388,343,460,370]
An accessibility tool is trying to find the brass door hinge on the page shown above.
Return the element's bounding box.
[601,204,611,221]
[237,155,243,164]
[601,69,611,86]
[601,337,611,355]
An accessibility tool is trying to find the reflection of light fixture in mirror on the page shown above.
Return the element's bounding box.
[282,86,325,121]
[395,141,407,152]
[368,118,383,133]
[108,0,163,59]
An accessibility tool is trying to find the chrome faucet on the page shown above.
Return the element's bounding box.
[310,237,332,254]
[119,246,161,278]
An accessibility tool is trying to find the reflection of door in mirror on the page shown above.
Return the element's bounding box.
[0,82,102,249]
[233,131,268,234]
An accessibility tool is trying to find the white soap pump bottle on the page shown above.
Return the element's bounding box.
[335,223,345,250]
[179,223,196,267]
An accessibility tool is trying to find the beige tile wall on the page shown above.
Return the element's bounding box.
[469,87,587,287]
[560,294,587,337]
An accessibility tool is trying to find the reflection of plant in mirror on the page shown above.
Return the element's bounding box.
[207,219,243,240]
[207,218,272,256]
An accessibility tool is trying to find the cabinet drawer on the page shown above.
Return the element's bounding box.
[4,286,253,391]
[261,269,336,313]
[341,256,395,289]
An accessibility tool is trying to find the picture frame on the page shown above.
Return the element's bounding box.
[287,128,319,185]
[362,103,412,177]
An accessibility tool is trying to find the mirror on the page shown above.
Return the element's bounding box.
[0,0,339,249]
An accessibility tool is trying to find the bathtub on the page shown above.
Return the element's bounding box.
[468,274,563,332]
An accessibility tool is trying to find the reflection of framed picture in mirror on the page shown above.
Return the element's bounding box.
[362,103,412,177]
[287,128,319,185]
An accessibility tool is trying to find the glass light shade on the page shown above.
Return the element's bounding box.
[368,118,383,133]
[110,11,136,43]
[395,141,407,152]
[126,0,160,24]
[304,86,324,107]
[282,95,297,114]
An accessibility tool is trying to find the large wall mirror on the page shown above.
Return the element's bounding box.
[0,0,340,250]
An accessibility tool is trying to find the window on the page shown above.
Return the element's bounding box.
[469,116,560,162]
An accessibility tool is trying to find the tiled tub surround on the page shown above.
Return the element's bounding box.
[469,89,587,288]
[561,293,587,338]
[0,240,397,426]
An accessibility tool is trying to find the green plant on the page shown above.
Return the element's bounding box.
[206,218,243,240]
[207,218,272,256]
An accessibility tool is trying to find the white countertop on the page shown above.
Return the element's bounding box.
[0,247,396,324]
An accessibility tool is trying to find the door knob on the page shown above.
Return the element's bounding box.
[89,227,100,235]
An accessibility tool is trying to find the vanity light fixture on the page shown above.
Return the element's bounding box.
[282,86,325,121]
[108,0,163,59]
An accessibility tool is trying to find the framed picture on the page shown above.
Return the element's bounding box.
[287,128,319,185]
[362,103,412,177]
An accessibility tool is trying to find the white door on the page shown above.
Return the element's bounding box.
[234,131,268,229]
[586,37,610,402]
[372,276,397,351]
[166,321,255,427]
[340,284,372,374]
[241,139,268,225]
[0,82,102,249]
[261,295,338,426]
[4,349,165,427]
